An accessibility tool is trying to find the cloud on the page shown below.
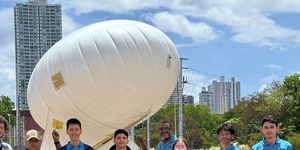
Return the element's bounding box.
[262,74,280,83]
[262,64,282,70]
[183,70,211,103]
[198,6,300,49]
[0,7,14,51]
[258,84,268,92]
[51,0,300,49]
[0,7,16,101]
[62,11,81,36]
[52,0,159,15]
[158,0,300,49]
[291,71,300,74]
[148,12,219,43]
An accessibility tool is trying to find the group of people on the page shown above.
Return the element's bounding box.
[0,115,293,150]
[139,116,293,150]
[213,115,292,150]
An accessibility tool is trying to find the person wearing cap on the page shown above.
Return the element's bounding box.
[59,118,94,150]
[157,121,176,150]
[25,129,41,150]
[0,116,13,150]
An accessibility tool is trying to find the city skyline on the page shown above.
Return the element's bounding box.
[199,76,240,114]
[1,0,300,103]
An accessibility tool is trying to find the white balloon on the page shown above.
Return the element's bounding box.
[27,20,179,149]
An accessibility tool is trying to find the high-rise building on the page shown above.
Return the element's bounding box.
[185,95,194,105]
[206,76,241,114]
[14,0,62,146]
[164,83,180,107]
[199,87,213,108]
[15,0,62,110]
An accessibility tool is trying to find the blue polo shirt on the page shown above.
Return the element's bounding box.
[59,141,94,150]
[156,135,176,150]
[218,144,240,150]
[251,137,292,150]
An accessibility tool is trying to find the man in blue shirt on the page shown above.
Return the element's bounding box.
[217,123,240,150]
[156,121,176,150]
[59,118,94,150]
[252,115,292,150]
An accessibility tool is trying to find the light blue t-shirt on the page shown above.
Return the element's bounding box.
[218,144,240,150]
[251,137,292,150]
[61,141,88,150]
[156,135,176,150]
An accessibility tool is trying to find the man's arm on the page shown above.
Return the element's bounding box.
[135,135,148,150]
[52,129,62,150]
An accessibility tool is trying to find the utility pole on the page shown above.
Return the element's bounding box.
[178,58,188,138]
[147,118,150,148]
[16,96,20,147]
[130,128,134,142]
[7,114,11,145]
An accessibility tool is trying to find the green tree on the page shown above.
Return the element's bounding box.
[288,133,300,149]
[0,95,15,134]
[135,104,177,148]
[183,104,223,149]
[280,73,300,130]
[223,82,287,145]
[0,95,14,119]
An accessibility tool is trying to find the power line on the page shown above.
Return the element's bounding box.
[186,67,261,88]
[187,58,266,75]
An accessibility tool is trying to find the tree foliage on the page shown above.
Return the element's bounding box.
[0,95,15,126]
[280,73,300,130]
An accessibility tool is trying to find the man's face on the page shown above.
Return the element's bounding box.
[218,130,233,146]
[0,123,5,139]
[26,138,41,150]
[114,133,128,149]
[159,123,172,140]
[66,124,82,142]
[261,122,279,139]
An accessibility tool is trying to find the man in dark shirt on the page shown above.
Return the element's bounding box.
[109,129,131,150]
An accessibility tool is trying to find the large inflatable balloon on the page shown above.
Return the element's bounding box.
[27,20,179,149]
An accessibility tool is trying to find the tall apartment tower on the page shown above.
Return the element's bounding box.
[207,76,241,114]
[164,83,180,107]
[185,95,194,105]
[14,0,62,110]
[199,87,213,110]
[14,0,61,146]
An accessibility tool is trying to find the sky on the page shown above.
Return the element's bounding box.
[1,0,300,103]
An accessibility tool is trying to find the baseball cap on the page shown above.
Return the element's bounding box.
[26,129,40,141]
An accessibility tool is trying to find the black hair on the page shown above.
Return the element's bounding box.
[160,120,172,129]
[66,118,81,129]
[217,123,235,135]
[261,115,278,127]
[171,138,189,150]
[114,129,128,138]
[0,116,8,131]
